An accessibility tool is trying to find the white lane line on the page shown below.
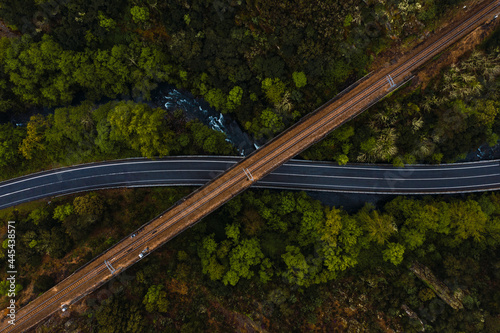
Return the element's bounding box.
[284,162,499,171]
[2,159,498,195]
[0,179,210,208]
[0,158,498,190]
[2,168,499,202]
[0,170,225,199]
[269,172,500,181]
[256,180,500,191]
[0,160,233,189]
[3,168,500,209]
[6,4,500,330]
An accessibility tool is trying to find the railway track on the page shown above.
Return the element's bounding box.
[2,1,499,331]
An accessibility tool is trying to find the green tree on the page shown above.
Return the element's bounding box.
[0,124,24,168]
[0,281,22,296]
[28,207,49,225]
[276,192,296,216]
[292,71,307,88]
[419,288,436,302]
[19,114,49,160]
[73,193,104,217]
[130,6,149,23]
[198,234,227,281]
[205,88,226,110]
[189,122,233,154]
[45,102,96,160]
[282,245,310,286]
[261,78,286,105]
[98,11,116,30]
[108,102,175,157]
[326,59,352,85]
[321,207,343,245]
[143,285,169,313]
[474,99,498,127]
[225,223,240,242]
[448,200,488,245]
[44,227,72,258]
[201,234,217,256]
[0,38,16,113]
[357,205,396,245]
[400,227,426,250]
[259,108,284,136]
[382,242,405,265]
[223,238,264,286]
[259,258,274,283]
[335,154,349,165]
[96,295,146,333]
[53,204,74,222]
[226,86,243,111]
[298,208,324,246]
[4,35,73,106]
[343,14,354,27]
[49,103,95,144]
[205,256,226,281]
[319,213,362,280]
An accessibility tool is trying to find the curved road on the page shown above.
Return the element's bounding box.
[1,156,500,210]
[2,2,499,332]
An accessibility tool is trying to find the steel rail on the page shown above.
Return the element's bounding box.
[1,2,498,332]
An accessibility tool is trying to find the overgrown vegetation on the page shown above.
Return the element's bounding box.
[1,189,498,331]
[2,0,500,331]
[0,0,467,140]
[304,47,500,164]
[0,0,486,175]
[0,101,234,180]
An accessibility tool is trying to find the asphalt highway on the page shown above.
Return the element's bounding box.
[2,1,500,332]
[1,157,500,210]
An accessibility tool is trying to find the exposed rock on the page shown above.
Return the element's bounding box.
[410,261,463,310]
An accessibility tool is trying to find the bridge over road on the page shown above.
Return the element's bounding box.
[2,1,500,331]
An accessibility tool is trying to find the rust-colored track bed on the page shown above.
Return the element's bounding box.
[2,1,499,331]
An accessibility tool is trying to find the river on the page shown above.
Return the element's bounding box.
[151,83,256,156]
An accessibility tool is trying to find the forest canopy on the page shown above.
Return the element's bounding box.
[0,101,234,180]
[0,0,499,331]
[0,188,498,331]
